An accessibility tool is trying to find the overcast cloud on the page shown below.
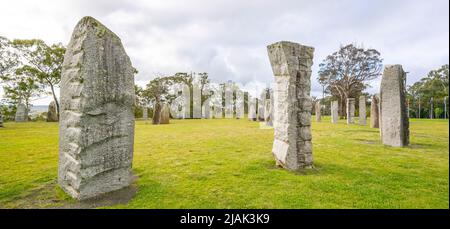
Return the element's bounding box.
[0,0,448,105]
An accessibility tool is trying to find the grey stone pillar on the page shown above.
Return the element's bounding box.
[331,101,338,124]
[359,95,366,125]
[47,101,59,122]
[346,98,355,124]
[58,17,135,200]
[15,103,28,122]
[380,65,409,147]
[315,101,321,122]
[370,95,379,128]
[267,41,314,170]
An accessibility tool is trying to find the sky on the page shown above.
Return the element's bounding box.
[0,0,449,105]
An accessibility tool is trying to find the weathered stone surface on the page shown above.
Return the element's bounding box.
[380,65,409,147]
[235,89,245,119]
[267,41,314,170]
[152,102,162,124]
[15,103,28,122]
[193,83,201,119]
[370,95,379,128]
[47,101,59,122]
[359,95,366,125]
[182,84,190,119]
[58,16,135,200]
[331,101,338,124]
[160,103,170,124]
[264,99,273,126]
[315,101,321,122]
[346,98,355,124]
[143,106,148,120]
[225,82,233,118]
[248,96,257,121]
[202,98,211,119]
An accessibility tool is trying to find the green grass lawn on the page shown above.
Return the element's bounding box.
[0,117,448,208]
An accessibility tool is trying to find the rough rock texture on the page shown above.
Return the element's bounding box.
[264,99,273,126]
[225,82,233,118]
[193,83,201,119]
[159,103,170,124]
[15,103,28,122]
[58,16,135,200]
[380,65,409,147]
[359,95,366,125]
[370,95,380,128]
[0,110,3,127]
[267,41,314,170]
[47,101,59,122]
[346,98,355,124]
[331,101,338,124]
[142,107,148,120]
[182,84,190,119]
[152,102,162,124]
[236,90,245,119]
[315,101,321,122]
[248,96,256,121]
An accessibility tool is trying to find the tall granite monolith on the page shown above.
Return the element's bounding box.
[143,106,148,120]
[346,98,355,124]
[264,99,273,126]
[315,101,321,122]
[359,95,366,125]
[15,103,27,122]
[152,102,162,124]
[331,100,338,124]
[380,65,409,147]
[58,16,135,200]
[267,41,314,170]
[160,103,170,124]
[47,101,59,122]
[370,95,379,128]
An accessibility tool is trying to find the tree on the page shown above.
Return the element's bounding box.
[1,70,43,111]
[11,39,65,115]
[407,64,449,118]
[318,44,383,117]
[0,36,19,77]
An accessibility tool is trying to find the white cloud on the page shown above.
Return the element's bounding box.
[0,0,448,105]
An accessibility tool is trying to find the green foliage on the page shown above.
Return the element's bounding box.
[407,65,449,118]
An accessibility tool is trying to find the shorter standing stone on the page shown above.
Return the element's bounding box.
[143,106,148,120]
[359,95,366,125]
[15,103,27,122]
[346,98,355,124]
[152,102,162,125]
[315,101,321,122]
[160,103,170,124]
[370,95,380,128]
[47,101,59,122]
[331,101,338,124]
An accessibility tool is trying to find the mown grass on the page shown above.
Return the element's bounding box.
[0,117,448,208]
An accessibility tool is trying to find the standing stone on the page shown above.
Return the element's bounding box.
[192,83,201,119]
[225,82,233,118]
[267,41,314,170]
[370,95,380,128]
[359,95,366,125]
[47,101,59,122]
[235,89,245,119]
[264,99,273,126]
[160,103,170,124]
[143,106,148,120]
[152,102,162,124]
[380,65,409,147]
[315,101,321,122]
[248,95,257,121]
[182,84,190,119]
[15,103,28,122]
[331,101,338,124]
[202,98,211,119]
[0,110,3,127]
[59,17,135,200]
[346,98,355,124]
